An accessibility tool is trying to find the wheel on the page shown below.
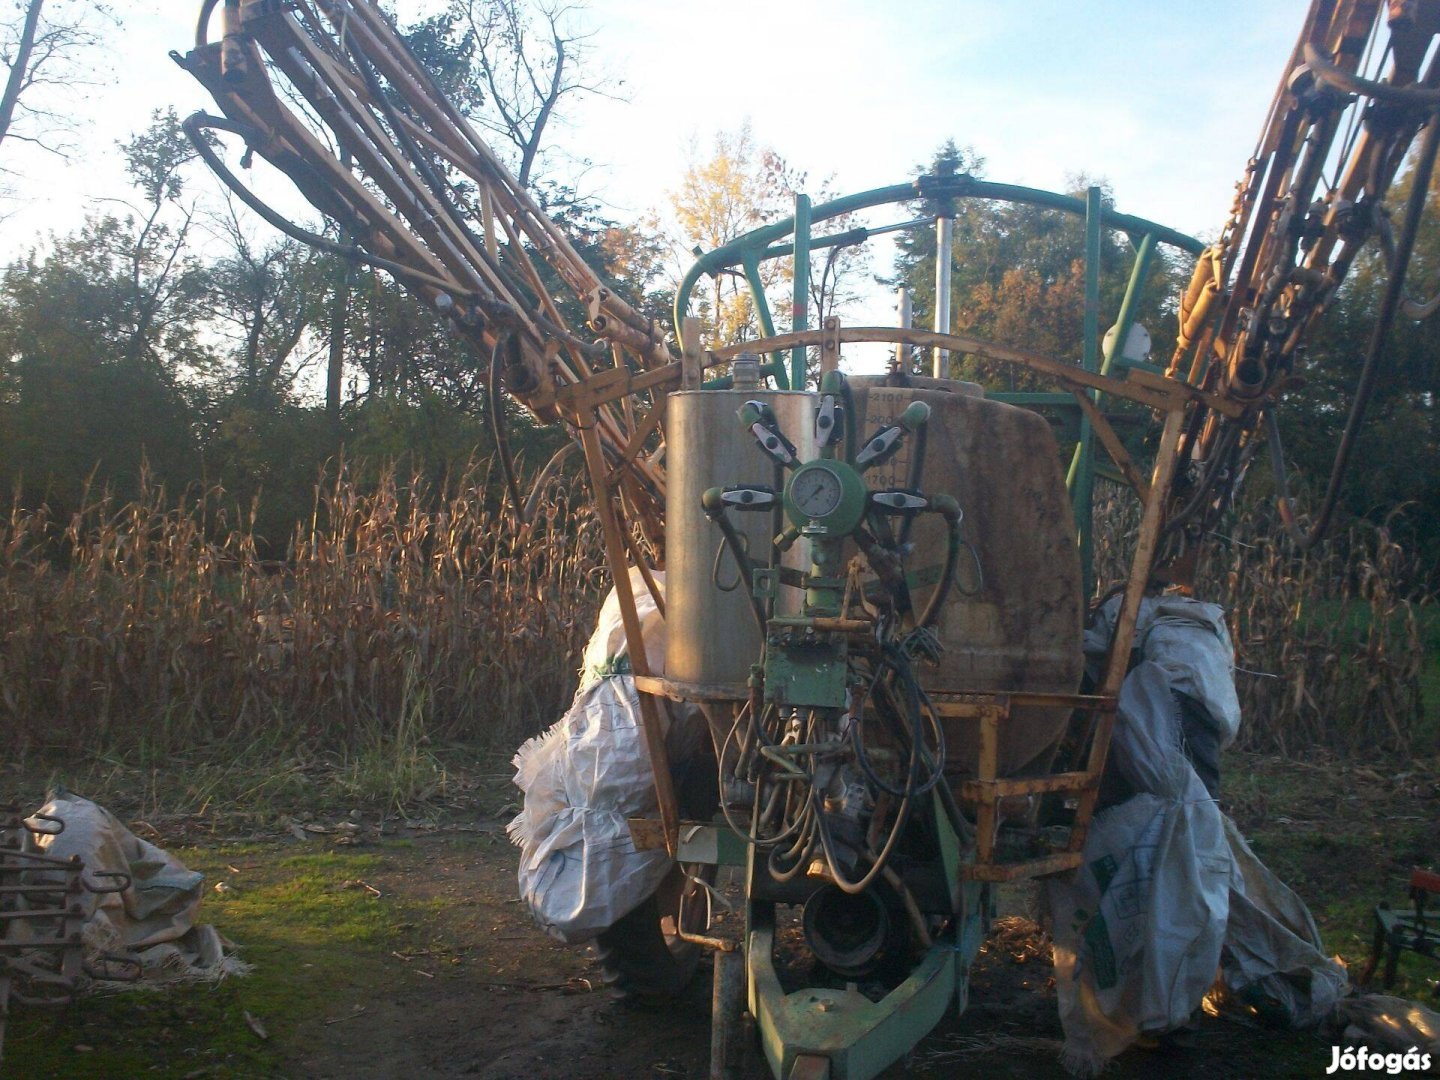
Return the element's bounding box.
[594,863,711,1005]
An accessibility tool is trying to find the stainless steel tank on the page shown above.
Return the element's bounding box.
[665,387,817,696]
[849,376,1084,779]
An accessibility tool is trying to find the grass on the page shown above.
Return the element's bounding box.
[2,844,437,1080]
[1222,750,1440,1001]
[2,750,1433,1080]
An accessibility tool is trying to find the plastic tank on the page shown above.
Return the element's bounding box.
[665,387,817,696]
[849,376,1084,779]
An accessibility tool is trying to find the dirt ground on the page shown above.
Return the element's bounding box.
[5,749,1437,1079]
[273,832,1342,1080]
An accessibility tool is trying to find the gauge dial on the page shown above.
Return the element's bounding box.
[789,464,844,519]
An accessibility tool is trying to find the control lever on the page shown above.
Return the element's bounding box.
[738,400,799,468]
[720,486,777,510]
[855,401,931,470]
[869,491,929,514]
[814,393,844,448]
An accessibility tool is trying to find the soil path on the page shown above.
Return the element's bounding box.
[284,831,1333,1080]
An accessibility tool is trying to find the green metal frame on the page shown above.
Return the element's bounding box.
[679,174,1203,1080]
[676,172,1201,592]
[746,791,983,1080]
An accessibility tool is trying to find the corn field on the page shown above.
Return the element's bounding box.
[1,467,1429,773]
[1,462,607,762]
[1094,484,1429,757]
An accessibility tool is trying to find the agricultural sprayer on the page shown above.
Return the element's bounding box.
[169,2,1440,1075]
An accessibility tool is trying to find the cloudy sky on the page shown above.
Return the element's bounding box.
[0,0,1315,363]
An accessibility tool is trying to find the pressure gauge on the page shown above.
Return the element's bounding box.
[784,460,866,535]
[790,463,844,518]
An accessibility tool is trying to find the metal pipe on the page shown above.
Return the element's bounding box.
[741,254,786,387]
[1067,186,1104,596]
[792,193,811,390]
[672,177,1202,349]
[895,287,912,373]
[932,214,953,378]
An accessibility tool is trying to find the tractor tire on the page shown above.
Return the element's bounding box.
[594,865,708,1005]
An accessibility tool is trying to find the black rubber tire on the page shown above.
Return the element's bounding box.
[594,869,705,1005]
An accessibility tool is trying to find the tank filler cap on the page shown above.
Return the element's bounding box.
[732,352,761,390]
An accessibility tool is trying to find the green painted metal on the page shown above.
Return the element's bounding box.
[750,918,955,1080]
[742,253,787,388]
[783,460,868,538]
[990,392,1081,407]
[793,193,812,390]
[1065,186,1104,600]
[683,175,1198,1080]
[745,790,982,1080]
[1100,233,1156,381]
[1065,228,1158,593]
[672,174,1203,362]
[674,823,750,867]
[761,629,849,709]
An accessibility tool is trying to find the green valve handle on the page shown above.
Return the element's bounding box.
[737,400,766,427]
[900,400,931,431]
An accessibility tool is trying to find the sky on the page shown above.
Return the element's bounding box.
[0,0,1316,372]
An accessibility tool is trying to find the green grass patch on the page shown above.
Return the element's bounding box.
[1224,752,1440,1001]
[3,844,433,1080]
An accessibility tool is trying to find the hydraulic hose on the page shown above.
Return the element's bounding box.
[1290,104,1440,548]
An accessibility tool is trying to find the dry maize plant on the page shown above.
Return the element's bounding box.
[0,462,605,760]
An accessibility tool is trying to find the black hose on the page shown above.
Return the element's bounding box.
[1288,106,1440,549]
[839,375,859,466]
[196,0,223,47]
[704,505,769,635]
[916,509,962,630]
[183,113,475,300]
[1303,43,1440,107]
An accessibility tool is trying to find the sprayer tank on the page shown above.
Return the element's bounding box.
[849,376,1084,778]
[665,388,818,695]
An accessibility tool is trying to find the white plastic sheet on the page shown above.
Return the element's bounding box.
[1085,594,1242,746]
[1050,600,1346,1076]
[1219,816,1348,1026]
[1047,702,1232,1073]
[508,567,689,944]
[21,793,242,984]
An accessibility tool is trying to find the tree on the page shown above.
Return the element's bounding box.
[0,108,219,507]
[110,108,215,372]
[281,2,618,422]
[889,141,1183,391]
[204,203,325,409]
[0,217,202,508]
[668,124,779,346]
[0,0,113,165]
[667,124,873,350]
[447,0,607,189]
[1269,155,1440,573]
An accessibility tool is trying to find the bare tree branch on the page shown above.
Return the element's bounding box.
[450,0,608,189]
[0,0,114,167]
